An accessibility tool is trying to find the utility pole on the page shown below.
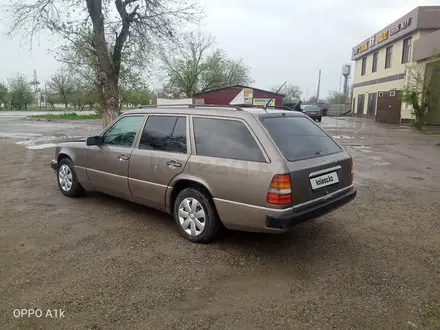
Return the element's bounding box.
[45,83,48,111]
[316,69,321,104]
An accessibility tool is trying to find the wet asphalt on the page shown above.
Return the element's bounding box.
[0,114,439,329]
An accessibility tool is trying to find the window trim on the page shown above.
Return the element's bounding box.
[361,56,367,76]
[401,36,412,64]
[135,114,190,154]
[190,115,270,163]
[385,45,393,69]
[99,114,146,149]
[372,52,378,73]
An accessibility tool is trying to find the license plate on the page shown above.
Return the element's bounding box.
[310,171,339,190]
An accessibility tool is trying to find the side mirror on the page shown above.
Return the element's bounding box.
[86,135,101,146]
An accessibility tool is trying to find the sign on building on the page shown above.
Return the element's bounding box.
[253,98,275,107]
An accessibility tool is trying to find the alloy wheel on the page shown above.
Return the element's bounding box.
[58,164,73,192]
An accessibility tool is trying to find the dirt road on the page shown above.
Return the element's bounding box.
[0,117,439,329]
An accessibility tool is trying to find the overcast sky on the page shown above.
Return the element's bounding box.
[0,0,438,99]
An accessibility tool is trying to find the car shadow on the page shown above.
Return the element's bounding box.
[79,191,361,265]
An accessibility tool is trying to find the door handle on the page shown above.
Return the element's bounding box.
[166,160,182,168]
[118,153,130,161]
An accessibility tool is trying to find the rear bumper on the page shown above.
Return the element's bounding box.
[50,159,57,171]
[266,187,357,229]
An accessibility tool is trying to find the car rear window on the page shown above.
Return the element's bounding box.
[261,116,341,161]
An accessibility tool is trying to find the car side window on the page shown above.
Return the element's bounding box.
[139,116,187,153]
[168,117,187,153]
[193,117,265,162]
[101,116,144,147]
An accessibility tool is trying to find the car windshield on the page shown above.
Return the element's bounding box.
[261,116,342,161]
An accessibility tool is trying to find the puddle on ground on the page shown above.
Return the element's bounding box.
[14,134,85,150]
[0,132,43,139]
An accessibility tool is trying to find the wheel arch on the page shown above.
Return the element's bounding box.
[167,177,215,216]
[56,147,77,164]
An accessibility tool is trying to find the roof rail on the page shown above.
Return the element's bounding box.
[137,104,243,111]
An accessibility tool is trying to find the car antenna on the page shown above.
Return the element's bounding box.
[264,81,287,112]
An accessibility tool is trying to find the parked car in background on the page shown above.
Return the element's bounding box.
[300,104,322,122]
[51,105,356,243]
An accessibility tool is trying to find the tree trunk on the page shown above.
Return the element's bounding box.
[86,0,119,128]
[103,78,119,126]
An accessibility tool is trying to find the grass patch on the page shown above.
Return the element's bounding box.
[29,112,103,120]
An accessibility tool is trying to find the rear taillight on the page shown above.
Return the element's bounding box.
[317,111,321,115]
[267,174,292,205]
[350,159,354,184]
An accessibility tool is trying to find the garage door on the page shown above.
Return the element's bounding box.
[376,90,402,124]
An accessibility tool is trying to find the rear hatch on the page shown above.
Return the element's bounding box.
[261,115,352,206]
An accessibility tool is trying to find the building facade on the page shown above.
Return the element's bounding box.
[351,6,440,124]
[193,85,284,108]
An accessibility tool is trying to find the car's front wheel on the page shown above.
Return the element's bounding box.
[174,187,222,243]
[57,158,84,197]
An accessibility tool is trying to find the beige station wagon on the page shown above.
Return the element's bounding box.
[51,105,357,243]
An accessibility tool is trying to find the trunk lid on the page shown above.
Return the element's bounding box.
[260,114,352,206]
[284,152,352,205]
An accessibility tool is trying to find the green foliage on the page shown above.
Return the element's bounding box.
[47,69,74,108]
[0,83,9,109]
[161,31,254,97]
[8,74,35,110]
[327,91,346,104]
[30,113,103,120]
[401,62,437,130]
[120,90,151,107]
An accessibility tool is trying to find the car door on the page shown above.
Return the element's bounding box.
[129,115,190,210]
[87,115,145,200]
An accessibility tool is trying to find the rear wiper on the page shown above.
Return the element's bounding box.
[315,150,322,155]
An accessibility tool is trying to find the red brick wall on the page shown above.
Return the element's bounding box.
[194,87,283,108]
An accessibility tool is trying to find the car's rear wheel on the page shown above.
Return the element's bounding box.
[57,158,84,197]
[318,117,322,122]
[174,187,222,243]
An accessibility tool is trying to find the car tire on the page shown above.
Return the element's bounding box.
[174,187,223,243]
[318,117,322,122]
[56,158,84,197]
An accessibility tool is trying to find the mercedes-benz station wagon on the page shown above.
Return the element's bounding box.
[51,105,356,243]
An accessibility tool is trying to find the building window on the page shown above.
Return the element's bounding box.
[372,52,378,72]
[402,37,412,63]
[385,46,393,69]
[361,57,367,76]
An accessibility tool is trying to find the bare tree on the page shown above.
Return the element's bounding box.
[273,83,302,103]
[160,31,254,97]
[47,69,74,108]
[7,0,201,125]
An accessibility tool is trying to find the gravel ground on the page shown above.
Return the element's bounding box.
[0,117,439,329]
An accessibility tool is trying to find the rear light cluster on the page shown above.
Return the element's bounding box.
[267,174,292,205]
[317,111,321,115]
